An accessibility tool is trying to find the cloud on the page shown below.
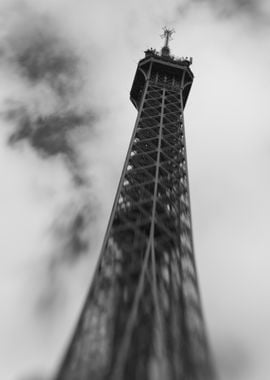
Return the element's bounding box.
[0,4,96,181]
[3,19,80,96]
[0,3,101,288]
[5,105,94,185]
[20,375,49,380]
[177,0,270,23]
[0,1,98,260]
[196,0,260,15]
[0,5,101,378]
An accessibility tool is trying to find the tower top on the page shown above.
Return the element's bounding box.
[161,27,175,57]
[143,27,192,67]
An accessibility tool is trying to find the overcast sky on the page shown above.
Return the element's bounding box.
[1,1,270,379]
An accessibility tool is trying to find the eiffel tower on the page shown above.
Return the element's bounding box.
[56,28,215,380]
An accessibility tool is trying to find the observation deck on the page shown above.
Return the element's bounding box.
[130,48,194,109]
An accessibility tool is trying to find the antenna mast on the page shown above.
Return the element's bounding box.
[161,26,175,56]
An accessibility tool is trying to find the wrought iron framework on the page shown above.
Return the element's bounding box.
[56,38,215,380]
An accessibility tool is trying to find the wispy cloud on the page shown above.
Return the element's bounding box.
[0,0,98,336]
[177,0,270,23]
[1,5,96,182]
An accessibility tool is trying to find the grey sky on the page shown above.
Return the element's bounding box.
[0,1,270,379]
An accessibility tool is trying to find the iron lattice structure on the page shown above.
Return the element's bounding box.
[56,35,215,380]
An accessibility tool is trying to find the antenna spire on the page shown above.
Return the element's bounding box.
[161,27,175,57]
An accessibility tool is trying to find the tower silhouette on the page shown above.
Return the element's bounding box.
[56,29,215,380]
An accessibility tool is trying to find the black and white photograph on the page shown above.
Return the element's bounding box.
[0,1,269,380]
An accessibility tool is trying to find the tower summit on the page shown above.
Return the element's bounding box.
[56,29,215,380]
